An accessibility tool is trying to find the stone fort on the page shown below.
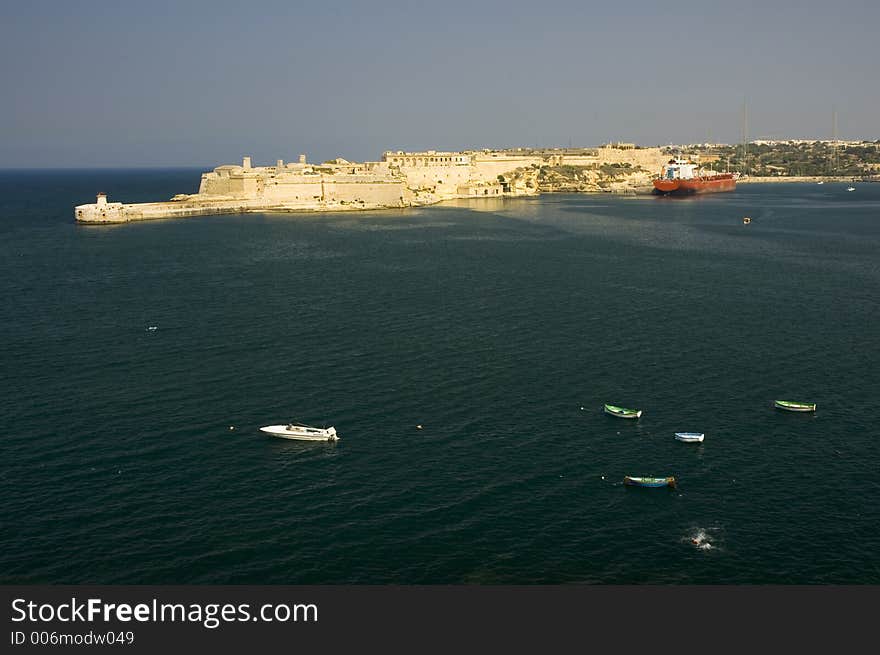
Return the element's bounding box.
[75,145,668,223]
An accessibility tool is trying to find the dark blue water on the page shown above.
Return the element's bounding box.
[2,171,879,583]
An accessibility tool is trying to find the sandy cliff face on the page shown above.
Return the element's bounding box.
[536,165,656,193]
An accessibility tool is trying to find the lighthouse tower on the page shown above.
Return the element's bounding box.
[74,192,125,223]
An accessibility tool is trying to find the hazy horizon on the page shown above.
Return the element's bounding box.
[2,0,878,168]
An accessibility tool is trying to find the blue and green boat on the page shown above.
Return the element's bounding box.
[604,404,642,419]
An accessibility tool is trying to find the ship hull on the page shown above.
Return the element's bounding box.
[653,175,736,195]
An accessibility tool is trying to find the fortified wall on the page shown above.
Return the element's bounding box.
[76,155,415,223]
[381,145,668,195]
[196,155,408,207]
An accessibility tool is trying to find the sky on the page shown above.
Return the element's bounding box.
[1,0,877,167]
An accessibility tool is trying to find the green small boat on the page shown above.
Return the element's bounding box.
[624,476,676,488]
[774,400,816,412]
[604,404,642,419]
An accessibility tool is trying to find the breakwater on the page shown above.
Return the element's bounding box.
[75,194,412,224]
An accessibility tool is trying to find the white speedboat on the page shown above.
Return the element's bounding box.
[260,423,339,441]
[847,186,855,192]
[675,432,705,443]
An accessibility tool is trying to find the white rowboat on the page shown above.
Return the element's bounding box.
[675,432,705,443]
[774,400,816,412]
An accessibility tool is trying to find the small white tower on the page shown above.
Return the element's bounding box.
[299,154,307,164]
[96,192,107,206]
[242,156,252,170]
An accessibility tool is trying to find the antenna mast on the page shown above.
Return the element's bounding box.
[832,107,839,174]
[741,100,749,176]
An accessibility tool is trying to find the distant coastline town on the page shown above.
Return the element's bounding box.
[75,139,880,223]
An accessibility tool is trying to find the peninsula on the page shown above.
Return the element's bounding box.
[74,145,668,223]
[77,138,880,223]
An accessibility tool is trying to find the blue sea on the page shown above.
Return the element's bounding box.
[1,170,879,583]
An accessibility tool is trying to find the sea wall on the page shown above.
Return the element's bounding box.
[74,197,261,223]
[74,194,417,224]
[737,175,858,184]
[384,156,476,197]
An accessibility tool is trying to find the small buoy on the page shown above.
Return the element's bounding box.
[601,475,605,480]
[229,426,235,431]
[580,406,585,410]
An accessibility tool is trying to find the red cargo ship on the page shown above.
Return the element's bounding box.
[652,157,737,195]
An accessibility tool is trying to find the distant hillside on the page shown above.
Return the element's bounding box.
[675,141,880,178]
